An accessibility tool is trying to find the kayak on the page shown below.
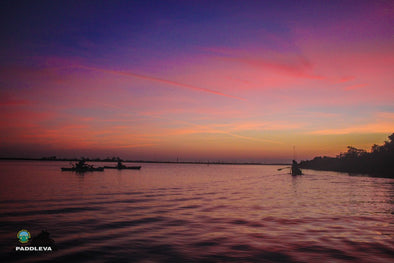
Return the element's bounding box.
[104,166,141,170]
[61,167,104,172]
[291,167,303,176]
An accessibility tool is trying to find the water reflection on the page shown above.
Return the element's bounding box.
[0,161,392,262]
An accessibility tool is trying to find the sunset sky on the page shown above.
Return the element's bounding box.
[0,0,393,162]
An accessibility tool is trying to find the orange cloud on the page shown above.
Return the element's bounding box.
[308,113,394,135]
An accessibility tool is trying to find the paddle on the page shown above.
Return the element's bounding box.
[277,167,290,171]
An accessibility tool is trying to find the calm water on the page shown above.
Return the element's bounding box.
[0,161,393,262]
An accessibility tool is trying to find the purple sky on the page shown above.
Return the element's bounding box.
[0,0,393,162]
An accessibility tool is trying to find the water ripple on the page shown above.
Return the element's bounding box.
[0,162,393,262]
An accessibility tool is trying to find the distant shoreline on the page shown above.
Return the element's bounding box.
[0,157,289,166]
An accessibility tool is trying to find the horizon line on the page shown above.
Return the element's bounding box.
[0,157,291,165]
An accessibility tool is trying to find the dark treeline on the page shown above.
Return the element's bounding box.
[299,133,394,177]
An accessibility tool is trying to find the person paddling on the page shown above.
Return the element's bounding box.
[117,161,126,169]
[291,160,302,176]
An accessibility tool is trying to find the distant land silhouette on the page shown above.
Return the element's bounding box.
[2,134,393,175]
[300,133,394,177]
[0,156,287,166]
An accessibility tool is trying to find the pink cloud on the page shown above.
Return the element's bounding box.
[216,54,324,80]
[0,98,30,106]
[0,32,392,161]
[74,65,246,101]
[343,84,368,91]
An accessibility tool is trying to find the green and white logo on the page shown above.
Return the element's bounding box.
[17,230,30,243]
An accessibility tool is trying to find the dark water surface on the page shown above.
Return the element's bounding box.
[0,161,393,262]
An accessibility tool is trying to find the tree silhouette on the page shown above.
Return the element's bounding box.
[299,133,394,177]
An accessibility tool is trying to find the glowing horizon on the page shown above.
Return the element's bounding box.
[0,1,393,162]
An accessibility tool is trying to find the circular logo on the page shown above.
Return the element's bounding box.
[17,230,30,243]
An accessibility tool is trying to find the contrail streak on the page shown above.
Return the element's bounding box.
[145,114,282,144]
[75,65,246,101]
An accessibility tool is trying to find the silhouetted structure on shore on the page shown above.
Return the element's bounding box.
[299,133,394,177]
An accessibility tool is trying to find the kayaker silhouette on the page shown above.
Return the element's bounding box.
[117,161,126,169]
[291,160,302,176]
